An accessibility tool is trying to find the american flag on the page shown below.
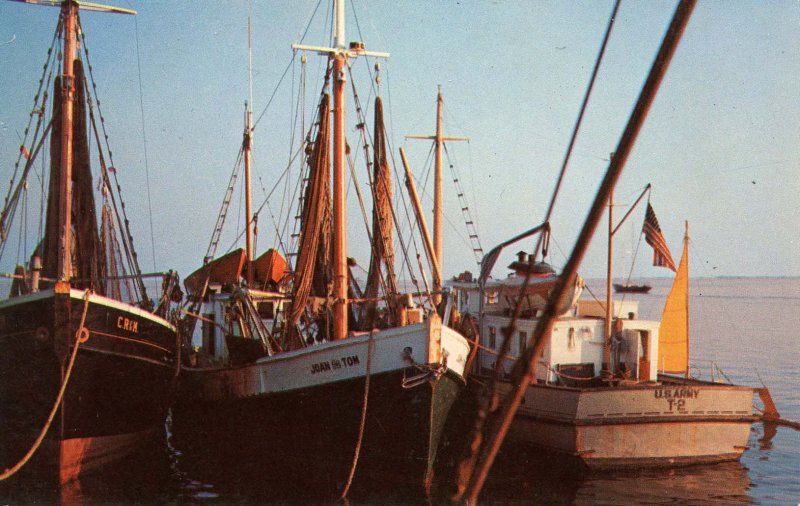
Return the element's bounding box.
[642,203,676,272]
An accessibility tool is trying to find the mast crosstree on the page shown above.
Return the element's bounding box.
[406,86,469,303]
[292,0,388,340]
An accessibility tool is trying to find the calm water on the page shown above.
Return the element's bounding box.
[2,277,798,504]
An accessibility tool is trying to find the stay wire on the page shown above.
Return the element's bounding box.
[533,0,621,261]
[128,4,158,272]
[252,0,323,132]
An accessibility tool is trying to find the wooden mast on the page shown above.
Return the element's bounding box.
[604,187,613,374]
[605,181,650,375]
[332,38,347,340]
[406,87,468,304]
[244,16,254,286]
[47,0,134,285]
[433,88,443,300]
[683,219,690,379]
[293,0,388,340]
[57,0,78,285]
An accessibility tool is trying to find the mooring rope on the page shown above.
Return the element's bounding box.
[339,329,375,500]
[0,289,93,481]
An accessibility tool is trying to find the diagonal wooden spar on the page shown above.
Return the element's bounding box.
[8,0,135,15]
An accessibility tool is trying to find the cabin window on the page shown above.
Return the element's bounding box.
[228,303,245,338]
[568,327,576,351]
[486,291,498,305]
[639,330,651,380]
[519,331,527,356]
[489,326,497,349]
[640,330,650,358]
[258,301,275,319]
[231,321,243,338]
[202,313,215,355]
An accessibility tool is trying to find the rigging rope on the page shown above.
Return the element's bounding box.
[78,14,148,304]
[0,289,93,482]
[533,0,622,261]
[620,195,650,305]
[131,13,158,273]
[339,329,375,500]
[0,21,59,261]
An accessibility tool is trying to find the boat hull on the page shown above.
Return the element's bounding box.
[486,376,755,470]
[0,289,177,487]
[172,321,470,496]
[613,283,652,294]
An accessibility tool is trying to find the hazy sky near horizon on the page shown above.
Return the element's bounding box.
[1,1,798,282]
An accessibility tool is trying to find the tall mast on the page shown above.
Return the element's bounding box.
[293,0,388,340]
[57,0,78,283]
[434,87,443,298]
[406,87,467,304]
[683,220,690,379]
[604,187,614,373]
[332,53,347,339]
[604,181,650,375]
[46,0,134,283]
[244,15,254,286]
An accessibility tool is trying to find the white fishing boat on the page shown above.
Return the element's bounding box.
[450,212,757,470]
[170,1,470,495]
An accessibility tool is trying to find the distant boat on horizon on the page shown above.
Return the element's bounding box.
[613,282,652,294]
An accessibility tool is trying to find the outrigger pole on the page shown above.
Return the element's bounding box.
[459,1,697,502]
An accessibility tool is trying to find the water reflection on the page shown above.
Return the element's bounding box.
[0,436,177,505]
[480,448,752,506]
[758,422,778,451]
[0,431,761,505]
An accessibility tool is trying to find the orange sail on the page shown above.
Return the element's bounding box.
[658,223,689,375]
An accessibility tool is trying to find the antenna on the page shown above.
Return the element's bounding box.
[248,9,253,119]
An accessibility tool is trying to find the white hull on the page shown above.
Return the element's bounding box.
[499,377,755,469]
[184,318,470,402]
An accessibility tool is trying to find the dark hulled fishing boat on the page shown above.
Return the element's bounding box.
[0,1,178,490]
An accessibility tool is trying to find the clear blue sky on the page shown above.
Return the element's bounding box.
[1,1,798,282]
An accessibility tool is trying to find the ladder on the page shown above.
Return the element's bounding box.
[448,161,484,267]
[204,154,243,264]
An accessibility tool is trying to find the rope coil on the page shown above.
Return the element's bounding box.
[401,348,448,389]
